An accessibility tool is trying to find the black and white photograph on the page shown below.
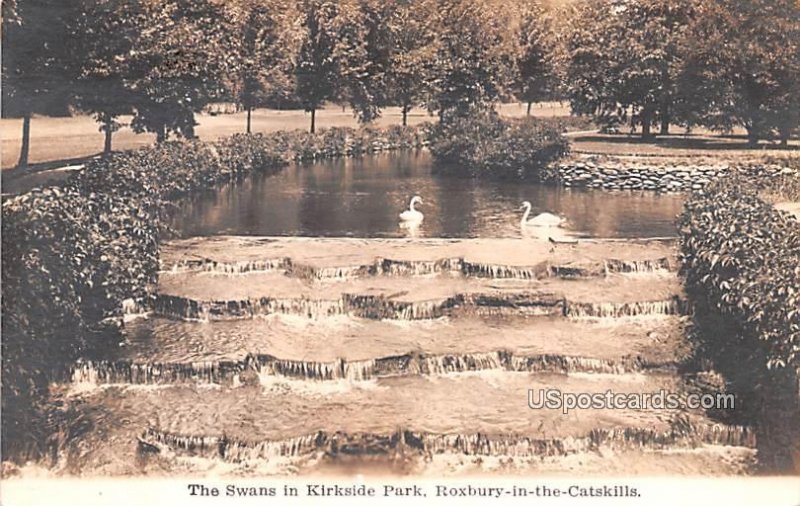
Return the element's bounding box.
[0,0,798,503]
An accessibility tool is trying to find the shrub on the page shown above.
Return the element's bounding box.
[277,124,429,161]
[1,133,287,463]
[429,112,569,179]
[215,134,287,176]
[1,184,159,461]
[0,126,425,463]
[678,175,800,471]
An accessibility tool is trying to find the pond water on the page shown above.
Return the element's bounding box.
[171,151,685,239]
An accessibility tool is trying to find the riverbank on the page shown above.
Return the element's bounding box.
[1,103,568,170]
[545,154,798,192]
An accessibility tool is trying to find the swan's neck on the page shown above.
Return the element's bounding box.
[521,205,531,225]
[409,199,417,212]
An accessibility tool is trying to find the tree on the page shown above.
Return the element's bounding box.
[383,0,436,126]
[621,0,696,136]
[563,1,621,127]
[123,0,231,141]
[2,0,78,167]
[69,0,140,156]
[680,0,800,145]
[565,0,696,138]
[513,4,558,116]
[337,0,393,124]
[224,0,290,134]
[427,0,508,122]
[294,0,342,133]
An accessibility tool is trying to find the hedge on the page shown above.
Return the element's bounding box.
[678,174,800,471]
[429,112,569,180]
[0,124,426,464]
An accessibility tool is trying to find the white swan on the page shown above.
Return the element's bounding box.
[520,201,565,228]
[399,195,424,222]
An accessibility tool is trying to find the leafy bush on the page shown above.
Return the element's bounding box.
[0,126,425,463]
[1,133,286,462]
[269,125,429,161]
[1,184,159,460]
[429,112,569,179]
[678,175,800,470]
[215,134,287,176]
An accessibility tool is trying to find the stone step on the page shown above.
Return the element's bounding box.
[111,315,688,365]
[141,424,755,464]
[69,371,700,443]
[153,272,684,321]
[161,236,677,278]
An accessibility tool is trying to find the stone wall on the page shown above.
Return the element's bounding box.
[544,155,796,192]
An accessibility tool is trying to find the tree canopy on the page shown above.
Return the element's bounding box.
[3,0,799,161]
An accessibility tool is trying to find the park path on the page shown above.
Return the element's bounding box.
[61,236,756,476]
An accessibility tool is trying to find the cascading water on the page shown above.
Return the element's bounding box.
[140,423,756,463]
[161,256,676,281]
[69,351,666,387]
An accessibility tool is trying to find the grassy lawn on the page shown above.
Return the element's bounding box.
[570,132,800,158]
[2,101,797,174]
[0,102,569,171]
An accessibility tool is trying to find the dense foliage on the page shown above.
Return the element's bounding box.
[1,181,160,461]
[564,0,697,136]
[429,113,569,179]
[0,123,431,462]
[679,0,800,145]
[4,0,799,167]
[678,175,800,470]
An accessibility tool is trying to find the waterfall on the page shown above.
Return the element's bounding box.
[417,352,504,375]
[70,359,243,386]
[156,291,683,321]
[566,297,686,318]
[69,351,663,387]
[342,358,379,381]
[377,258,463,276]
[140,423,756,462]
[604,258,673,274]
[460,262,547,279]
[166,258,291,275]
[250,354,345,381]
[162,256,674,281]
[504,354,636,374]
[153,295,350,321]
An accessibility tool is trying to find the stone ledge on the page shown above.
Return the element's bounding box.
[544,155,797,192]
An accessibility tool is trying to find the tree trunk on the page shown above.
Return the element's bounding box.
[641,108,653,139]
[659,103,670,135]
[526,101,532,117]
[746,125,758,147]
[17,113,31,168]
[185,120,195,139]
[778,127,789,147]
[246,106,252,134]
[103,115,113,156]
[402,105,408,127]
[156,124,167,143]
[310,108,316,134]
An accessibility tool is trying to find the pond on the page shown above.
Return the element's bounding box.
[171,151,685,239]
